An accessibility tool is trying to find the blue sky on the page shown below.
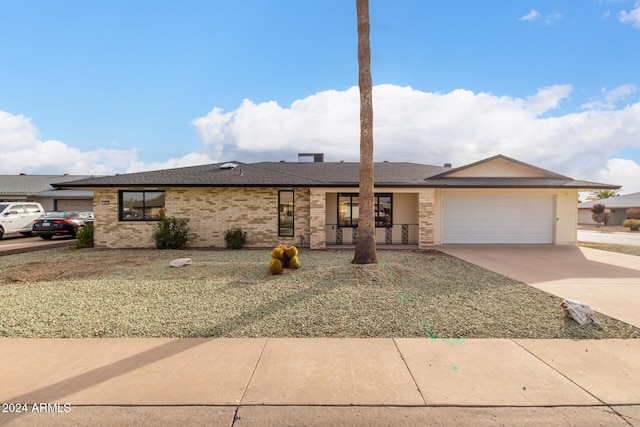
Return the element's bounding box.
[1,1,640,193]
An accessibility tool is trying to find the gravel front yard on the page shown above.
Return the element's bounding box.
[1,248,637,339]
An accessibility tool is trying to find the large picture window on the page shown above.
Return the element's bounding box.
[338,193,392,227]
[119,191,165,221]
[278,190,294,236]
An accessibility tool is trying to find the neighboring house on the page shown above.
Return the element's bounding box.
[578,192,640,225]
[56,154,618,249]
[0,174,94,212]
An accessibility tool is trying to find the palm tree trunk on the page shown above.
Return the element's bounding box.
[352,0,377,264]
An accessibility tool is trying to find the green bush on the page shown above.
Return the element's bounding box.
[627,208,640,220]
[152,216,190,249]
[623,219,640,230]
[74,223,94,249]
[224,227,247,249]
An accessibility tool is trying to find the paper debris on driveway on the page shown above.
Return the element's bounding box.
[561,299,602,329]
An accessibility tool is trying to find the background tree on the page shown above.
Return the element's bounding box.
[587,189,621,201]
[352,0,377,264]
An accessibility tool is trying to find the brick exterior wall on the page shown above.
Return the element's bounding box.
[91,186,433,250]
[418,189,435,249]
[309,189,327,249]
[92,187,311,249]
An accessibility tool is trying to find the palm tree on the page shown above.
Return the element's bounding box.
[352,0,377,264]
[587,189,621,201]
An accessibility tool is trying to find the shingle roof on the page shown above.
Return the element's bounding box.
[54,162,451,188]
[53,158,619,190]
[423,177,617,189]
[578,192,640,209]
[0,175,94,196]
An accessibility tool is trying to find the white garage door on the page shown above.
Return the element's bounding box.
[442,194,554,244]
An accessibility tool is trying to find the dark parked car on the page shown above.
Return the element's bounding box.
[32,212,93,240]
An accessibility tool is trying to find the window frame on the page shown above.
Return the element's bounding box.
[118,190,165,222]
[278,190,295,237]
[337,193,393,228]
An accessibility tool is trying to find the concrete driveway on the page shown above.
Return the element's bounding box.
[438,245,640,328]
[0,234,75,256]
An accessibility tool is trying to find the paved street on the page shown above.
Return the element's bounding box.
[578,229,640,246]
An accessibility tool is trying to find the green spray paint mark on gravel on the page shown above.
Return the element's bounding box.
[420,321,437,340]
[395,288,412,303]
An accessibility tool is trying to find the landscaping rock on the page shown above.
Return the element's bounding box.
[561,299,602,329]
[169,258,193,268]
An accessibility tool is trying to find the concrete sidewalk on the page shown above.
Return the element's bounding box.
[439,245,640,329]
[1,338,639,426]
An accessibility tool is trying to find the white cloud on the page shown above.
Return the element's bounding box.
[545,13,563,25]
[126,152,215,173]
[582,84,639,110]
[0,111,213,176]
[519,10,541,22]
[518,10,562,25]
[619,1,640,28]
[192,84,640,193]
[597,158,640,194]
[525,84,573,116]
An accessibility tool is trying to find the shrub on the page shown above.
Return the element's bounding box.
[224,227,247,249]
[268,259,283,275]
[74,223,94,249]
[152,216,190,249]
[270,247,284,259]
[590,203,606,214]
[289,255,301,269]
[623,219,640,230]
[627,208,640,220]
[268,244,300,273]
[285,246,298,259]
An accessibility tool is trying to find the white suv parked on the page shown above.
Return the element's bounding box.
[0,202,45,240]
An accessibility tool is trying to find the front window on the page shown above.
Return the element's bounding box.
[338,193,392,227]
[375,195,393,227]
[119,191,165,221]
[278,190,294,236]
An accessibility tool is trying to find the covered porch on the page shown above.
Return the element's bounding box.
[308,188,435,250]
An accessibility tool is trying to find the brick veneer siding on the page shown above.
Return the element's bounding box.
[92,187,311,249]
[418,189,435,249]
[309,188,327,249]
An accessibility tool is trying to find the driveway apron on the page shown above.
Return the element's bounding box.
[437,245,640,328]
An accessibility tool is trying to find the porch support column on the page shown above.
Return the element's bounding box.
[418,189,435,249]
[309,188,327,249]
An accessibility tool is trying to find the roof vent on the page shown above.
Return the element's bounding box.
[298,153,324,163]
[444,163,452,168]
[220,162,238,170]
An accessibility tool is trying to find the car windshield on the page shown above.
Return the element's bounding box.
[0,204,8,212]
[45,212,75,219]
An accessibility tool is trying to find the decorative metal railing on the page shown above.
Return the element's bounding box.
[325,223,418,245]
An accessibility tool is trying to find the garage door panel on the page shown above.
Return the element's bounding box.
[442,194,554,244]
